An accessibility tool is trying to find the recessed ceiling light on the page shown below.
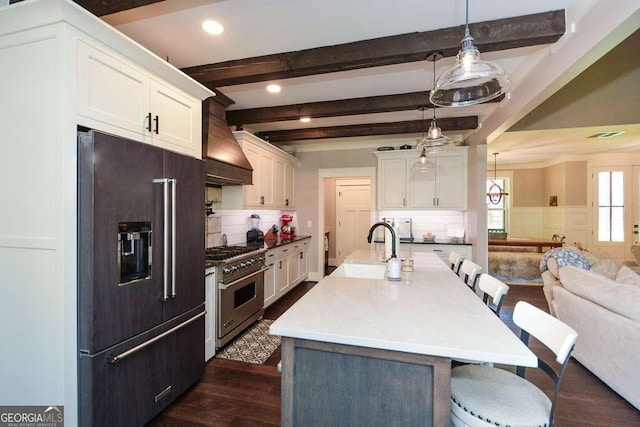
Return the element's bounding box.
[299,117,311,123]
[267,84,281,94]
[588,131,626,139]
[202,20,224,35]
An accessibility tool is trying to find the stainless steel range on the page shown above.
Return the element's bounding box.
[206,246,268,349]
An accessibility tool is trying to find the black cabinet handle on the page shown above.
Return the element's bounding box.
[146,112,152,131]
[154,115,159,134]
[260,196,264,205]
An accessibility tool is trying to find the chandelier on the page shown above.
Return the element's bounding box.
[487,152,508,205]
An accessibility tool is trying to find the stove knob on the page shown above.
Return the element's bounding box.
[223,267,232,274]
[230,265,238,272]
[240,262,247,268]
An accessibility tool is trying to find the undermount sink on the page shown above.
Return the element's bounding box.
[331,263,387,279]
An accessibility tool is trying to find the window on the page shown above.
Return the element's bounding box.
[597,171,624,242]
[487,177,508,232]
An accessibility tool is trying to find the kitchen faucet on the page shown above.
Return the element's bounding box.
[367,222,397,260]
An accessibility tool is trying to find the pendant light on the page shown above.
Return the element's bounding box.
[429,0,510,107]
[487,152,508,205]
[410,106,437,179]
[415,53,454,156]
[410,144,437,179]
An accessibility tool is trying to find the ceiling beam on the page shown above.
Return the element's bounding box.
[183,10,565,88]
[226,91,503,126]
[9,0,164,17]
[227,92,431,125]
[257,116,479,143]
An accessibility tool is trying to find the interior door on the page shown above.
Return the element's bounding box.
[591,166,632,263]
[78,131,164,354]
[162,150,205,321]
[335,179,372,265]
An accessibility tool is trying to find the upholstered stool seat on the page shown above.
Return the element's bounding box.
[449,301,578,427]
[451,364,550,427]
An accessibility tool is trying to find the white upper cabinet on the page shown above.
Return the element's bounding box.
[77,41,201,158]
[223,131,297,210]
[378,157,407,208]
[375,148,467,210]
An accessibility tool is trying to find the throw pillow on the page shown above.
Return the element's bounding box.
[590,258,619,280]
[616,265,640,287]
[540,247,592,274]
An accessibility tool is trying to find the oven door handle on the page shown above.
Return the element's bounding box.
[218,266,269,290]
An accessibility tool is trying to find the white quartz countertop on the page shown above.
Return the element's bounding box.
[270,251,537,366]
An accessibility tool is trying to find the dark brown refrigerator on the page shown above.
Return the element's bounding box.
[77,130,205,426]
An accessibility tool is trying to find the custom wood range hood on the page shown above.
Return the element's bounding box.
[202,96,253,186]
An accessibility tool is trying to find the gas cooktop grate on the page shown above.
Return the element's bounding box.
[205,246,259,261]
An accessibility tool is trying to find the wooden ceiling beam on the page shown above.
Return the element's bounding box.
[257,116,479,143]
[9,0,164,17]
[226,91,503,125]
[227,92,432,125]
[183,10,565,88]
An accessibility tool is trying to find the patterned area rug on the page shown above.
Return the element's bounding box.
[216,319,281,364]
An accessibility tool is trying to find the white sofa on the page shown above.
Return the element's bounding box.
[548,265,640,410]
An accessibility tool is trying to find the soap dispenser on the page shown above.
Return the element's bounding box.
[387,257,401,281]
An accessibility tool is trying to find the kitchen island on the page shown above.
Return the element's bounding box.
[270,251,536,426]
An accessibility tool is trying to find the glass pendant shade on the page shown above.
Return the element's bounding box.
[410,148,436,180]
[429,1,510,107]
[415,117,454,155]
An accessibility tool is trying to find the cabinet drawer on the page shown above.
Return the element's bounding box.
[79,316,204,427]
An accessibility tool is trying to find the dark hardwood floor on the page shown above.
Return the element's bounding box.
[148,280,639,426]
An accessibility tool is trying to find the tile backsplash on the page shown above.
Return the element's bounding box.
[204,185,298,248]
[220,209,290,245]
[377,210,467,241]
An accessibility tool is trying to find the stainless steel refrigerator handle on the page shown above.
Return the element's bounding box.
[170,178,177,298]
[107,311,206,364]
[218,266,269,290]
[153,178,170,302]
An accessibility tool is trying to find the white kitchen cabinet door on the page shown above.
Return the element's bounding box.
[378,158,407,209]
[276,250,290,293]
[77,40,149,136]
[263,251,277,308]
[244,143,275,208]
[284,161,295,208]
[287,247,300,289]
[242,142,263,206]
[407,163,437,208]
[148,79,200,157]
[273,157,286,208]
[298,240,309,281]
[434,154,467,209]
[259,150,275,207]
